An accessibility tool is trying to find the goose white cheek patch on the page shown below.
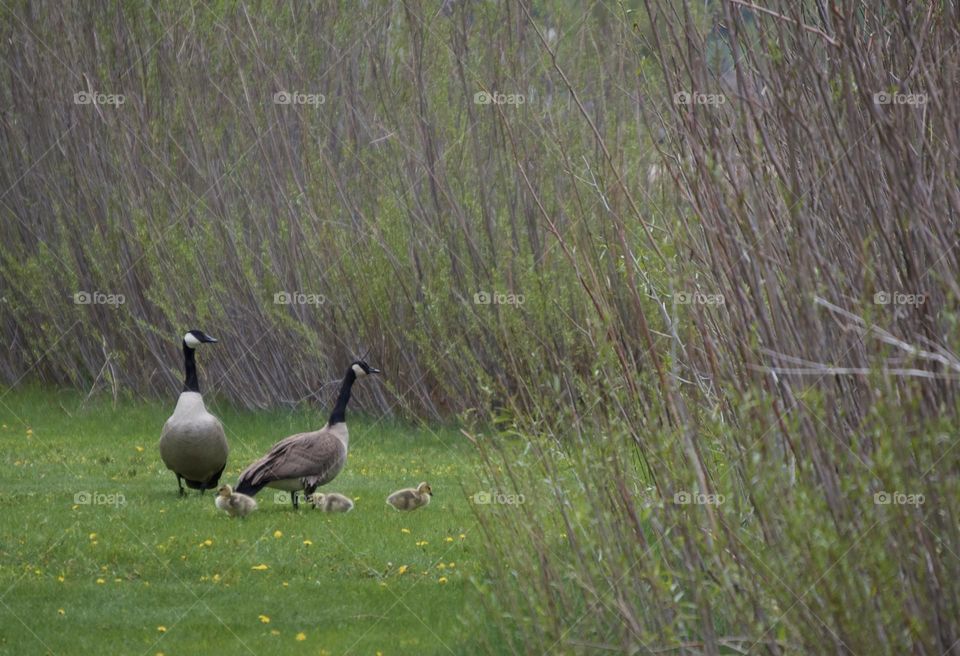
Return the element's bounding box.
[352,364,365,376]
[184,333,201,348]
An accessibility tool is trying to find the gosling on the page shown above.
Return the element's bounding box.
[215,484,258,517]
[386,482,433,511]
[310,492,354,513]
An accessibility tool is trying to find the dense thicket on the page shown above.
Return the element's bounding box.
[2,1,959,653]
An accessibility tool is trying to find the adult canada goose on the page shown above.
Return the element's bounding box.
[310,492,354,513]
[386,482,433,511]
[235,360,380,508]
[158,330,229,496]
[215,484,258,517]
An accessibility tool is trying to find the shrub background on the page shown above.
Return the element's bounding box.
[2,1,959,653]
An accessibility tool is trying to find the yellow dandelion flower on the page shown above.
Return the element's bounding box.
[448,562,455,568]
[203,539,213,547]
[57,608,65,615]
[302,540,313,546]
[89,533,97,541]
[258,615,270,624]
[26,428,33,435]
[251,564,269,571]
[400,528,411,534]
[437,563,446,570]
[444,536,454,543]
[135,446,144,452]
[397,565,408,575]
[295,632,306,641]
[273,530,283,539]
[459,533,466,540]
[270,629,280,636]
[96,578,105,584]
[438,577,448,584]
[157,626,167,633]
[282,581,289,587]
[57,575,65,582]
[212,573,221,582]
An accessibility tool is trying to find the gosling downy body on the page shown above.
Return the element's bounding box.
[159,330,229,495]
[310,492,354,513]
[386,482,433,511]
[235,360,380,508]
[215,484,258,517]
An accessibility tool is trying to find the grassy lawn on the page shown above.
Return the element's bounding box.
[0,386,484,655]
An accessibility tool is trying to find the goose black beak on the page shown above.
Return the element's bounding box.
[369,367,381,375]
[202,335,218,343]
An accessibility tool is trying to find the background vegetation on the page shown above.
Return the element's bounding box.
[1,0,958,653]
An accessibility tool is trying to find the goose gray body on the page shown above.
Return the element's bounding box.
[160,391,229,487]
[236,422,348,495]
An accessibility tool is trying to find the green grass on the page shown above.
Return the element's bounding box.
[0,386,485,655]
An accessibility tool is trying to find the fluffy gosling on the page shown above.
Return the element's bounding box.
[215,484,258,517]
[310,492,354,513]
[386,482,433,511]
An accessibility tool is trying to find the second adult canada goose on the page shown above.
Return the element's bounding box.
[158,330,229,496]
[235,360,380,508]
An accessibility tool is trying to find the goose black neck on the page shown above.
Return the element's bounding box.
[182,343,200,393]
[328,368,357,425]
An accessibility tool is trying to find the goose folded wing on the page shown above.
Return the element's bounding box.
[239,432,345,488]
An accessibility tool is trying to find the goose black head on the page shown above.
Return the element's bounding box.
[183,330,218,349]
[350,360,381,377]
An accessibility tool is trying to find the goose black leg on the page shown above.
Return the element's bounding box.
[176,474,185,497]
[291,491,299,509]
